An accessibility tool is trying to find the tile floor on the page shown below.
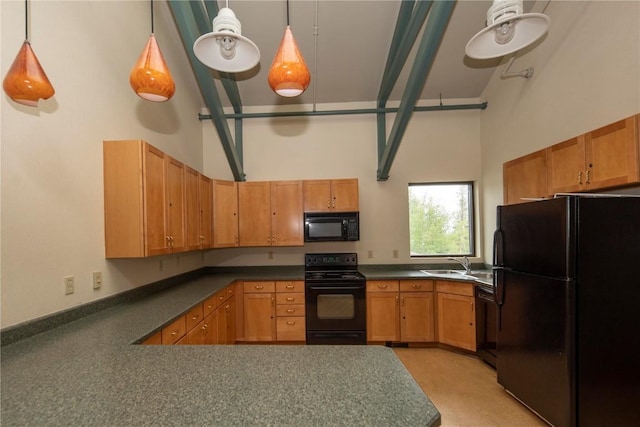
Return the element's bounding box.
[394,348,548,427]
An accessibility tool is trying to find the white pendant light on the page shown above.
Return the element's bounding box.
[465,0,550,60]
[193,2,260,73]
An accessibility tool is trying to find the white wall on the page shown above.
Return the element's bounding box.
[480,1,640,261]
[1,1,204,328]
[203,101,483,267]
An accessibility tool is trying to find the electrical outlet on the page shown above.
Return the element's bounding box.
[93,271,102,290]
[393,249,399,258]
[64,276,75,295]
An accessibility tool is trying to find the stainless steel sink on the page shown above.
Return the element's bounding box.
[420,269,466,276]
[466,272,493,280]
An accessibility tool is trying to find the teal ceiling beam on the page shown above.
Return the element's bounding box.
[168,0,245,181]
[377,0,433,108]
[197,102,487,120]
[377,0,457,181]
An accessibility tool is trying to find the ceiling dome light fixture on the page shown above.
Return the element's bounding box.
[2,0,55,107]
[193,2,260,73]
[465,0,550,60]
[130,0,175,102]
[268,0,310,97]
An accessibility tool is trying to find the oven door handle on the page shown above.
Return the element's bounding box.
[307,285,364,291]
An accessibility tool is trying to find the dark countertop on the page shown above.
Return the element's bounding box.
[1,270,441,426]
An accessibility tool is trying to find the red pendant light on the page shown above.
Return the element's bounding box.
[129,0,175,102]
[2,0,55,107]
[268,1,310,97]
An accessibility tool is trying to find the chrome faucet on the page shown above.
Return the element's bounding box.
[448,256,472,274]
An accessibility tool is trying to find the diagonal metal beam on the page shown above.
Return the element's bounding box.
[377,0,457,181]
[168,0,245,181]
[377,0,433,108]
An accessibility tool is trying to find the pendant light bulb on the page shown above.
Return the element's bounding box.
[130,34,175,102]
[3,41,55,106]
[268,26,310,97]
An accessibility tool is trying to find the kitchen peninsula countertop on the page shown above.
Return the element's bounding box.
[1,270,441,426]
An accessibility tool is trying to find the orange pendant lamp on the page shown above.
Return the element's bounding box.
[268,1,310,97]
[130,0,175,102]
[2,0,55,107]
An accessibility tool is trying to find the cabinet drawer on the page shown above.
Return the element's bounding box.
[161,315,186,344]
[435,280,474,297]
[400,280,434,292]
[367,280,399,292]
[185,303,204,331]
[276,292,304,305]
[243,281,276,293]
[276,280,304,293]
[276,304,305,317]
[276,317,306,341]
[203,289,228,317]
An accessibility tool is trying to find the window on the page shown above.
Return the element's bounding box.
[408,182,475,257]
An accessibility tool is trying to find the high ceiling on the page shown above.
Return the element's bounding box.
[177,0,510,108]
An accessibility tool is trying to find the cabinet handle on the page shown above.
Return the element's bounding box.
[327,200,331,209]
[395,296,399,304]
[201,325,207,331]
[412,284,421,289]
[287,321,296,326]
[286,309,295,313]
[170,330,179,336]
[286,285,294,289]
[192,315,199,321]
[578,171,583,185]
[286,297,295,302]
[378,284,388,289]
[255,285,264,290]
[332,197,336,209]
[585,169,591,184]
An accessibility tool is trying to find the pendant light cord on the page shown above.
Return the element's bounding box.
[24,0,29,41]
[150,0,154,34]
[286,0,290,26]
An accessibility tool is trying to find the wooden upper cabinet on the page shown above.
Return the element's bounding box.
[212,179,238,248]
[547,115,639,195]
[104,140,187,258]
[503,149,549,205]
[238,180,304,247]
[185,166,201,251]
[238,181,272,247]
[271,180,303,246]
[199,174,213,249]
[585,115,639,189]
[303,179,359,212]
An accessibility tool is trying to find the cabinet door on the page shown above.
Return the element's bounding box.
[271,180,303,246]
[366,292,399,342]
[243,293,276,341]
[547,136,586,195]
[144,144,168,256]
[166,156,186,252]
[401,292,435,342]
[436,292,475,351]
[331,179,359,211]
[238,181,271,247]
[212,180,238,248]
[224,298,236,344]
[303,180,332,212]
[503,150,549,205]
[585,115,639,190]
[199,174,213,249]
[184,166,201,251]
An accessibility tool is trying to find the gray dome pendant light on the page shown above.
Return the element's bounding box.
[193,0,260,73]
[465,0,550,60]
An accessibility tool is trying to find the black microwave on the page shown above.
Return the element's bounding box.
[304,212,359,242]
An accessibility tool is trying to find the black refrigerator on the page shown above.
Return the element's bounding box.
[493,195,640,427]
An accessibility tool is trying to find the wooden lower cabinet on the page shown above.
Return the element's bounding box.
[366,280,435,343]
[435,281,476,351]
[243,281,276,342]
[275,281,305,342]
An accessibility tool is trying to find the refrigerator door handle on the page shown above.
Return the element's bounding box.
[494,268,504,307]
[493,228,504,267]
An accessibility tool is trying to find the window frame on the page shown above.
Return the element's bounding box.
[408,181,476,258]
